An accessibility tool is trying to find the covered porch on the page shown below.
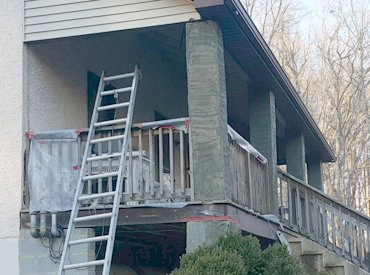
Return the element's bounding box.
[21,2,370,273]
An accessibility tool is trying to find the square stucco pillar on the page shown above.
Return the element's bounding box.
[307,159,323,191]
[286,134,306,182]
[186,221,240,253]
[249,91,278,215]
[186,21,230,202]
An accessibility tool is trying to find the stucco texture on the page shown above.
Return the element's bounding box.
[0,0,23,238]
[0,1,23,274]
[26,26,188,131]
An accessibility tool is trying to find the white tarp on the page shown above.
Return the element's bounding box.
[227,125,268,164]
[27,130,79,212]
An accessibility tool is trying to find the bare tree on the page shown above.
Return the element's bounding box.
[242,0,370,213]
[316,0,370,209]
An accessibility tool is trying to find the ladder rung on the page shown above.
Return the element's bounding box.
[104,72,135,82]
[94,118,127,128]
[101,87,131,96]
[63,260,105,270]
[97,102,129,111]
[78,191,116,201]
[69,235,109,246]
[74,212,112,223]
[90,135,124,144]
[83,172,119,181]
[87,153,121,162]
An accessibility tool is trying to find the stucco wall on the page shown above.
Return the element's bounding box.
[0,0,23,274]
[26,27,188,132]
[26,40,88,131]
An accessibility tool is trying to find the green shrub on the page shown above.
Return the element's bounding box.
[171,233,307,275]
[215,234,263,274]
[171,246,246,275]
[260,244,307,275]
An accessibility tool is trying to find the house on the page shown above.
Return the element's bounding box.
[0,0,369,274]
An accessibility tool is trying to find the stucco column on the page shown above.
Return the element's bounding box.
[286,134,306,182]
[307,159,323,191]
[0,1,23,274]
[249,90,278,215]
[186,21,230,202]
[186,221,240,253]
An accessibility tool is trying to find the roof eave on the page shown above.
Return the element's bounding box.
[194,0,336,162]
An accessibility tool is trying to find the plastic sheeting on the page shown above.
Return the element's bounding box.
[27,130,79,212]
[227,125,268,164]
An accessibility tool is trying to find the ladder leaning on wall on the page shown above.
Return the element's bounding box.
[58,66,141,275]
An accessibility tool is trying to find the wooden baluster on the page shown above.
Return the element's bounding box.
[305,188,310,235]
[247,152,253,210]
[149,129,155,197]
[349,215,354,259]
[179,130,185,195]
[312,193,317,240]
[188,128,195,201]
[128,134,133,199]
[169,128,174,195]
[296,184,302,231]
[288,179,293,227]
[96,133,102,198]
[107,133,113,203]
[159,128,164,196]
[330,204,336,249]
[138,129,144,198]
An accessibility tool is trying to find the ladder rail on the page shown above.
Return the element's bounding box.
[101,65,140,275]
[58,66,141,275]
[58,71,106,275]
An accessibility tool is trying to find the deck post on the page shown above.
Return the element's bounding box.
[249,90,278,215]
[186,221,240,253]
[307,158,323,191]
[286,133,306,182]
[186,21,230,202]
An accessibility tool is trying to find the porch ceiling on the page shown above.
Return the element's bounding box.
[194,0,336,163]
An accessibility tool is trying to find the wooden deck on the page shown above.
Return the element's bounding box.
[20,202,279,241]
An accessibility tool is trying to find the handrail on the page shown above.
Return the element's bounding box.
[277,170,370,270]
[278,170,370,221]
[77,117,189,134]
[228,128,269,213]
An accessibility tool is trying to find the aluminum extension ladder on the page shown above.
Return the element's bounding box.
[58,66,141,275]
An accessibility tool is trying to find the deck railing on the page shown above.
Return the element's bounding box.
[25,118,193,211]
[78,118,192,205]
[228,126,268,213]
[278,170,370,270]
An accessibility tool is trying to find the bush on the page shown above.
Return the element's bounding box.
[171,246,247,275]
[170,233,307,275]
[215,234,263,274]
[260,244,307,275]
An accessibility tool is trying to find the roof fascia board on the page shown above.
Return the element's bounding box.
[194,0,224,9]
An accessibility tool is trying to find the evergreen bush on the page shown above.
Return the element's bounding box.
[170,233,307,275]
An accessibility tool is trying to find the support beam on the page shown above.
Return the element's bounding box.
[249,90,278,214]
[186,21,230,202]
[307,159,323,191]
[286,134,306,182]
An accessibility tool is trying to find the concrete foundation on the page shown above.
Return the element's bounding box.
[249,90,278,214]
[186,21,230,202]
[19,228,95,275]
[186,221,240,253]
